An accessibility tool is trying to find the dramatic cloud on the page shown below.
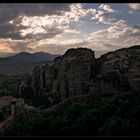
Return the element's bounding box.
[0,3,126,41]
[0,3,139,56]
[99,4,115,13]
[0,3,72,23]
[35,36,123,56]
[0,3,76,40]
[91,4,126,26]
[129,3,140,10]
[86,24,140,53]
[111,25,140,39]
[0,23,27,40]
[3,4,86,40]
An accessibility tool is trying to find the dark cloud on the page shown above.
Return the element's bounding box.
[0,4,18,24]
[0,22,65,40]
[0,3,72,40]
[0,23,22,39]
[0,3,72,23]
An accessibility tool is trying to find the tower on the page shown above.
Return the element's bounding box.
[11,99,17,116]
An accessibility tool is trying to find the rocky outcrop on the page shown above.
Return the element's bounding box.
[32,65,42,96]
[99,45,140,90]
[19,74,33,98]
[57,48,96,99]
[19,46,140,106]
[30,48,96,103]
[89,70,131,97]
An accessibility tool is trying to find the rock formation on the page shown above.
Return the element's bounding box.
[89,70,131,97]
[30,48,96,103]
[99,45,140,90]
[19,74,33,98]
[19,45,140,106]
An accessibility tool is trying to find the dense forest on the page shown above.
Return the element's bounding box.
[4,90,140,136]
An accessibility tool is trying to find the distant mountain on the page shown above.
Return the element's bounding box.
[0,53,16,58]
[0,52,60,75]
[0,52,60,64]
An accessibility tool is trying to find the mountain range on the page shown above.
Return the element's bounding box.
[0,52,59,64]
[0,52,60,75]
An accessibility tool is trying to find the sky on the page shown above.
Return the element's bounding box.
[0,3,140,57]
